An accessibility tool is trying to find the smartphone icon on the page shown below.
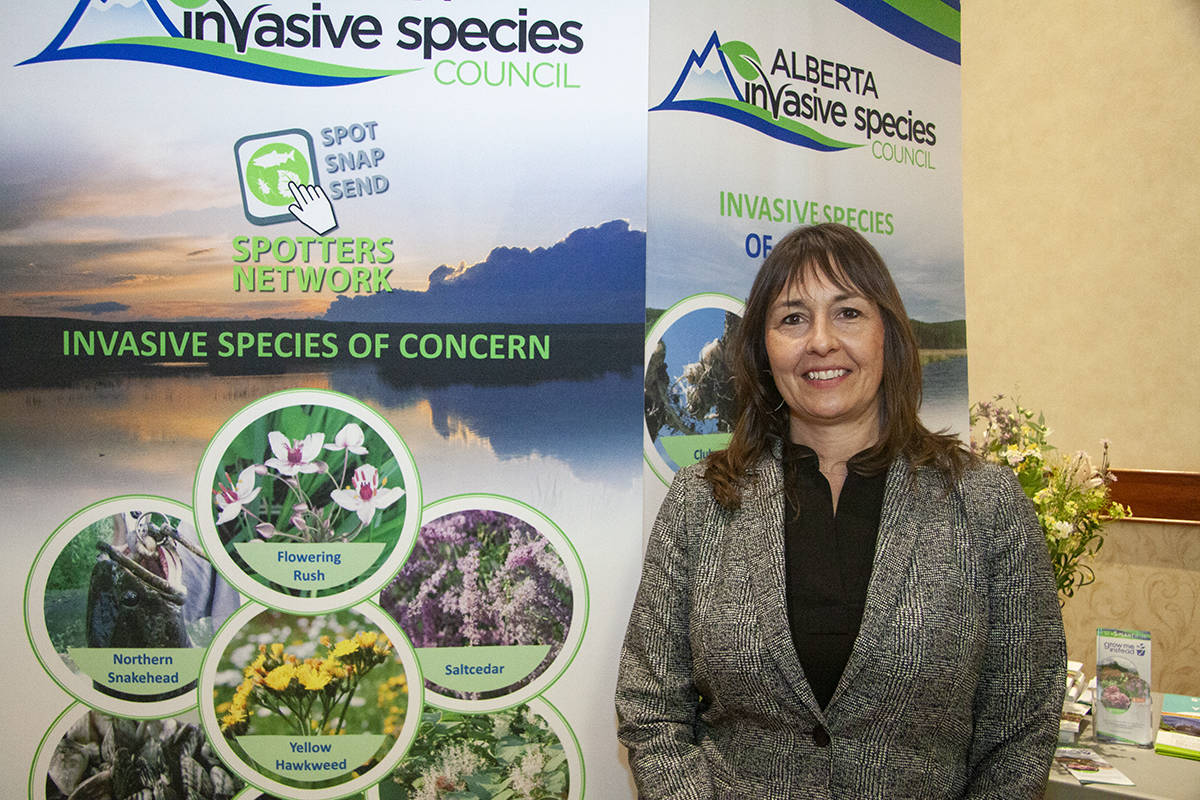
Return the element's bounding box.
[234,129,319,226]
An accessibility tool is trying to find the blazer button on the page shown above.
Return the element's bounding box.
[812,725,831,747]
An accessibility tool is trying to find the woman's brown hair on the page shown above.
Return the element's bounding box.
[704,223,971,508]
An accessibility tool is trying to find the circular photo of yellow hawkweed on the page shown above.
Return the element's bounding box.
[199,602,422,797]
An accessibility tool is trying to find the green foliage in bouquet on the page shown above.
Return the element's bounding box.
[971,395,1129,601]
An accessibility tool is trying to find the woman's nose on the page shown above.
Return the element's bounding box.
[805,315,837,355]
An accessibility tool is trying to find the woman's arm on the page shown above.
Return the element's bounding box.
[615,469,713,800]
[964,466,1067,799]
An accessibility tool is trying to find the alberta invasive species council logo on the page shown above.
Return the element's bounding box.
[20,0,584,87]
[654,31,943,169]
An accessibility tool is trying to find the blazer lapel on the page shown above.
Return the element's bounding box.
[829,458,929,707]
[738,450,824,717]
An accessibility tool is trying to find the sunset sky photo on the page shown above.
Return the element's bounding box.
[0,0,648,322]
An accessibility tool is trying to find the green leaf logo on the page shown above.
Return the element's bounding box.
[719,40,762,81]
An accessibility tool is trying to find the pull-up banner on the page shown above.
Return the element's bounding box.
[643,0,966,517]
[2,1,964,799]
[2,1,647,798]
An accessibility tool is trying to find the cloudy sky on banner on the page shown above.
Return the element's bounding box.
[0,0,648,321]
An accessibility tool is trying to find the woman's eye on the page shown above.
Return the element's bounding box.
[839,307,862,319]
[781,313,803,325]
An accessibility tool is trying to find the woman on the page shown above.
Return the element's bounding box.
[616,224,1065,799]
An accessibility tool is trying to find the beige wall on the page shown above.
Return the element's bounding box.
[962,0,1200,472]
[962,2,1200,693]
[1062,520,1199,694]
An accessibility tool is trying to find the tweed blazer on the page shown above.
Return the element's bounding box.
[616,450,1066,800]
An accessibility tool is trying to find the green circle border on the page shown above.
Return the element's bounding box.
[192,388,423,614]
[24,495,215,719]
[396,493,589,715]
[643,292,745,486]
[197,600,424,799]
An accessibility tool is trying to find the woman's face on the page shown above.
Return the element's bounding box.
[764,268,886,445]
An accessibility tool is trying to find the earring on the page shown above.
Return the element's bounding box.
[772,399,785,412]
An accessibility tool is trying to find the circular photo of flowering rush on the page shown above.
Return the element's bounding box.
[195,389,421,612]
[379,495,587,712]
[199,603,422,798]
[26,496,239,717]
[644,294,745,485]
[381,699,582,800]
[33,706,245,800]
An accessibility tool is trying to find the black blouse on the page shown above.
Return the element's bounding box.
[781,440,885,710]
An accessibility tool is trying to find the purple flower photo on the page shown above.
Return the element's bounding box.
[380,509,573,699]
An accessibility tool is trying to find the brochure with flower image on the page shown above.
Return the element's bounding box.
[1094,628,1153,747]
[1053,747,1135,786]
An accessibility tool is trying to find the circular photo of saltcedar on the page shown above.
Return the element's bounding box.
[380,496,586,710]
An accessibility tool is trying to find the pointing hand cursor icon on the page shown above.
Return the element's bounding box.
[287,182,338,235]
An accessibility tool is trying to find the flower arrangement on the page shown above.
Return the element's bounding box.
[379,509,572,699]
[386,706,568,800]
[215,611,405,740]
[970,395,1129,600]
[213,405,405,546]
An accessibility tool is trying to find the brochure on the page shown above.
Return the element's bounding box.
[1053,747,1135,786]
[1065,660,1087,702]
[1155,694,1200,761]
[1094,629,1154,747]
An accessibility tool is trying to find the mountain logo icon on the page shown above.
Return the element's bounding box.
[651,31,859,152]
[652,0,961,152]
[19,0,416,86]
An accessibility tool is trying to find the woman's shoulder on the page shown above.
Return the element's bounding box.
[952,459,1025,501]
[907,458,1039,548]
[684,449,779,489]
[663,461,717,507]
[902,453,1022,498]
[896,458,1034,538]
[662,450,778,515]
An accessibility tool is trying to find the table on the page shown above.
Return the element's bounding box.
[1046,694,1200,799]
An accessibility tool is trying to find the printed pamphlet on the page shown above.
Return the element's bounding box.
[1094,629,1153,747]
[1053,747,1135,786]
[1155,694,1200,761]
